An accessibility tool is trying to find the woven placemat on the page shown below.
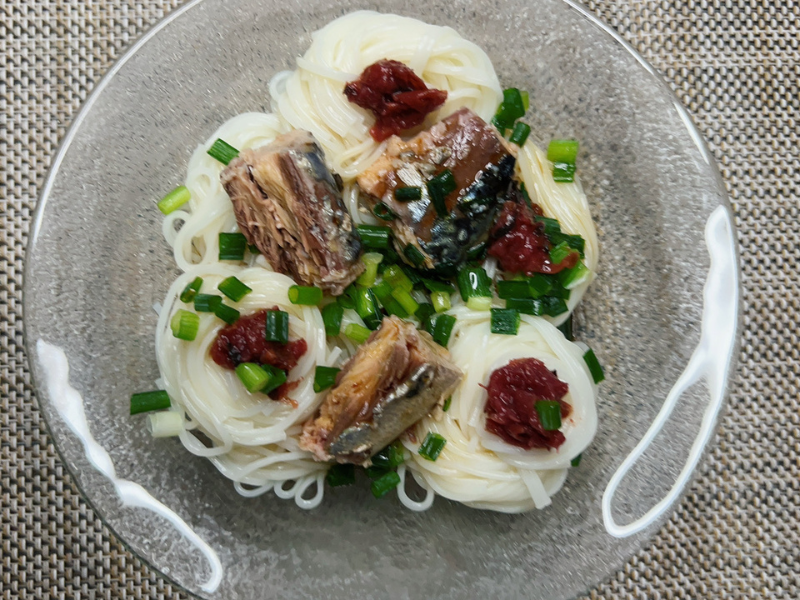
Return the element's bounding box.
[2,1,797,598]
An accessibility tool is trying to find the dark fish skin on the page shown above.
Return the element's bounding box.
[357,108,516,274]
[221,130,363,295]
[300,316,463,464]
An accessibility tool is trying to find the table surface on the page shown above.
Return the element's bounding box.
[2,1,797,598]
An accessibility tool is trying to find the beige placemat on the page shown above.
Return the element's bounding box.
[2,1,795,598]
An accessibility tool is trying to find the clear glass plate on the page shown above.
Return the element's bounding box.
[24,0,739,597]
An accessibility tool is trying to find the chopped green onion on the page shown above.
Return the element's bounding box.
[265,310,289,344]
[550,241,575,265]
[528,274,554,298]
[383,264,414,292]
[509,122,531,146]
[466,296,491,311]
[466,242,488,262]
[170,309,200,341]
[427,169,456,217]
[372,281,409,318]
[357,224,392,250]
[372,442,405,469]
[549,231,586,257]
[521,90,530,111]
[560,261,591,289]
[394,186,422,202]
[552,162,577,183]
[372,202,398,221]
[179,277,203,303]
[542,296,569,317]
[371,471,401,498]
[431,290,451,313]
[391,287,420,316]
[194,293,222,313]
[321,303,344,336]
[506,297,542,316]
[583,348,605,383]
[535,215,562,236]
[248,243,260,255]
[421,278,454,293]
[558,314,574,341]
[520,182,534,208]
[492,88,526,130]
[355,287,382,330]
[497,280,534,300]
[356,252,384,287]
[491,308,520,335]
[260,364,288,394]
[547,139,579,164]
[548,280,571,300]
[326,464,355,487]
[313,366,341,393]
[207,138,240,165]
[157,185,191,215]
[457,267,492,302]
[366,466,388,480]
[418,432,447,461]
[218,276,252,302]
[404,243,427,267]
[235,363,271,393]
[345,323,371,344]
[288,285,323,305]
[337,284,357,310]
[536,401,562,430]
[432,314,456,347]
[218,232,247,261]
[214,302,240,325]
[146,411,184,438]
[571,453,583,467]
[130,390,171,415]
[443,396,452,412]
[415,303,435,325]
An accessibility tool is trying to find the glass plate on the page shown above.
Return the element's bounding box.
[24,0,740,597]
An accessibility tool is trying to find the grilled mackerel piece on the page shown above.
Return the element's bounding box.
[358,108,515,273]
[221,130,363,295]
[301,316,462,464]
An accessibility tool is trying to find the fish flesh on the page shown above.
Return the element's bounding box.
[221,130,363,295]
[358,108,515,274]
[300,316,462,464]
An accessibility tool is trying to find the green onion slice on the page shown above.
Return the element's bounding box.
[357,224,392,250]
[157,185,191,215]
[505,297,542,316]
[560,262,591,289]
[521,90,530,111]
[218,276,252,302]
[265,310,289,344]
[313,366,340,393]
[235,363,271,393]
[558,314,574,341]
[418,432,447,461]
[371,471,401,498]
[542,296,569,317]
[492,88,526,130]
[344,323,371,344]
[403,243,426,267]
[528,274,554,298]
[415,303,435,326]
[372,280,409,318]
[147,411,184,438]
[207,138,240,165]
[550,241,575,265]
[421,278,454,293]
[170,309,200,341]
[552,162,577,183]
[194,294,222,313]
[466,296,492,311]
[431,290,451,313]
[372,202,398,221]
[426,169,456,217]
[443,396,452,412]
[355,287,382,330]
[321,303,344,337]
[497,280,534,300]
[218,232,247,261]
[383,264,414,292]
[571,453,583,467]
[288,285,323,305]
[260,364,288,395]
[535,400,562,430]
[583,348,605,383]
[394,186,422,202]
[179,277,203,303]
[371,442,405,469]
[432,314,456,347]
[130,390,171,415]
[326,464,355,487]
[214,302,240,325]
[509,122,531,146]
[457,267,492,301]
[356,252,384,288]
[391,287,420,316]
[337,284,357,310]
[491,308,520,335]
[547,139,579,164]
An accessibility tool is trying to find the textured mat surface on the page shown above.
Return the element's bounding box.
[1,1,797,598]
